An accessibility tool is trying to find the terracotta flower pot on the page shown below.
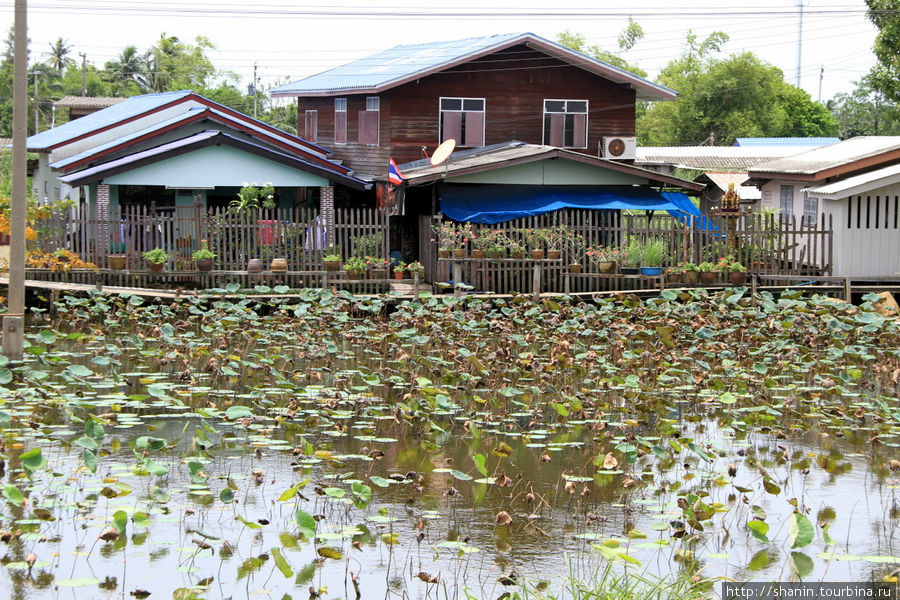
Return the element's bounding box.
[394,271,405,280]
[148,261,164,273]
[472,249,486,259]
[568,263,582,273]
[729,271,748,285]
[682,270,699,285]
[438,249,451,259]
[699,271,717,285]
[323,260,341,272]
[547,250,561,260]
[195,258,214,272]
[370,268,388,279]
[511,251,525,259]
[598,261,617,274]
[530,249,545,260]
[270,258,288,272]
[453,248,467,259]
[345,269,363,280]
[247,258,264,273]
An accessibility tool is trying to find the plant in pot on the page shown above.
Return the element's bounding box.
[192,239,216,272]
[432,223,459,258]
[639,237,667,276]
[406,261,425,278]
[343,256,366,279]
[322,248,342,272]
[698,261,717,285]
[585,245,619,274]
[366,256,389,279]
[506,238,526,259]
[544,226,566,260]
[728,260,748,285]
[680,261,700,285]
[142,248,169,272]
[393,261,407,280]
[519,228,547,259]
[562,231,587,272]
[471,230,493,259]
[619,238,643,274]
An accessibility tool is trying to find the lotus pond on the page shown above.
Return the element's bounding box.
[1,287,900,600]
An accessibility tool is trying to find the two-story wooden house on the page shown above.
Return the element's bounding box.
[271,32,678,177]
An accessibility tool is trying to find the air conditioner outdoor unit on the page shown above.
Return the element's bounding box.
[600,136,637,160]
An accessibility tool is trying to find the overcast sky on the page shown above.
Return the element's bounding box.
[1,0,879,105]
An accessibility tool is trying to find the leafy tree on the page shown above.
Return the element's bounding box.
[145,34,220,93]
[558,19,647,78]
[827,78,900,136]
[865,0,900,101]
[44,37,73,73]
[103,45,148,94]
[637,31,838,145]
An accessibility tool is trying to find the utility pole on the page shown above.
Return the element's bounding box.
[79,52,86,96]
[818,65,824,103]
[29,69,37,134]
[5,0,28,360]
[253,62,258,118]
[796,0,805,88]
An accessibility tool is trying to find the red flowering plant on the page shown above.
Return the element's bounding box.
[585,245,620,267]
[364,256,390,269]
[432,222,474,251]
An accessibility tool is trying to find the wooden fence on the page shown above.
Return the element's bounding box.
[28,205,831,296]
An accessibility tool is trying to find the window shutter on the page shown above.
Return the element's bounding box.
[304,110,318,142]
[442,111,462,143]
[572,113,586,148]
[549,114,564,147]
[334,111,347,144]
[464,111,484,146]
[359,110,379,145]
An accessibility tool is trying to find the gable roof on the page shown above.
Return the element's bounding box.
[271,32,676,102]
[53,96,127,110]
[694,171,761,200]
[49,106,345,175]
[395,141,702,191]
[59,130,368,190]
[28,90,329,155]
[748,136,900,180]
[804,163,900,199]
[635,145,805,171]
[734,137,839,147]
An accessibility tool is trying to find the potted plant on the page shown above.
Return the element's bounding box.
[343,256,366,279]
[192,240,216,272]
[393,261,407,280]
[406,261,425,279]
[562,231,587,272]
[620,238,642,274]
[639,237,667,276]
[698,261,717,285]
[728,260,748,285]
[366,256,389,279]
[322,251,341,272]
[586,245,619,274]
[507,239,526,259]
[108,254,127,270]
[471,230,493,259]
[142,248,169,272]
[544,226,566,260]
[680,261,700,285]
[520,228,547,259]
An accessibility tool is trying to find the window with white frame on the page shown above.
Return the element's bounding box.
[439,97,485,147]
[358,96,380,145]
[334,98,347,144]
[543,100,588,148]
[802,192,818,226]
[779,185,794,216]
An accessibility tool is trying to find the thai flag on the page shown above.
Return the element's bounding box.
[388,158,405,185]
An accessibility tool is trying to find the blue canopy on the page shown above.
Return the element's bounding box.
[438,184,714,228]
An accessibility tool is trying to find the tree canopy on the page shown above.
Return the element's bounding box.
[637,31,839,146]
[865,0,900,102]
[557,20,647,78]
[827,77,900,137]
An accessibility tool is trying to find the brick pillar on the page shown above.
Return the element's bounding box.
[320,185,334,249]
[97,184,110,261]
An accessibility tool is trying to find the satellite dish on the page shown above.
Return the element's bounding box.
[430,139,456,167]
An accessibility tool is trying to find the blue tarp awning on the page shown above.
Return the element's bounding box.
[438,184,716,229]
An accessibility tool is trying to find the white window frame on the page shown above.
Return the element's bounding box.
[438,96,486,147]
[542,99,589,149]
[334,98,347,145]
[802,191,818,227]
[359,96,380,146]
[779,184,794,217]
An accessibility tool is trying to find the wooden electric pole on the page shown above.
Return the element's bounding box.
[4,0,27,359]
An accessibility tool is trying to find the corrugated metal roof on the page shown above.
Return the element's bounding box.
[734,137,839,147]
[696,171,761,200]
[635,146,803,171]
[749,136,900,175]
[804,163,900,199]
[53,96,127,109]
[271,32,676,101]
[50,106,331,170]
[28,90,194,150]
[396,141,702,190]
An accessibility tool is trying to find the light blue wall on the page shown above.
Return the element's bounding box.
[447,160,648,186]
[102,144,330,188]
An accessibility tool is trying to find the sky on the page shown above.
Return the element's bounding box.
[0,0,880,106]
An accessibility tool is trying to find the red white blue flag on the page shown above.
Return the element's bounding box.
[388,158,405,185]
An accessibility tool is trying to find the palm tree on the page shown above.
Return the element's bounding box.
[104,45,149,92]
[45,37,73,73]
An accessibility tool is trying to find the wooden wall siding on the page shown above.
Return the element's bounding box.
[296,44,636,175]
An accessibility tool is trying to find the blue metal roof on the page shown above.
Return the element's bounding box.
[27,90,194,150]
[271,32,676,101]
[733,137,840,147]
